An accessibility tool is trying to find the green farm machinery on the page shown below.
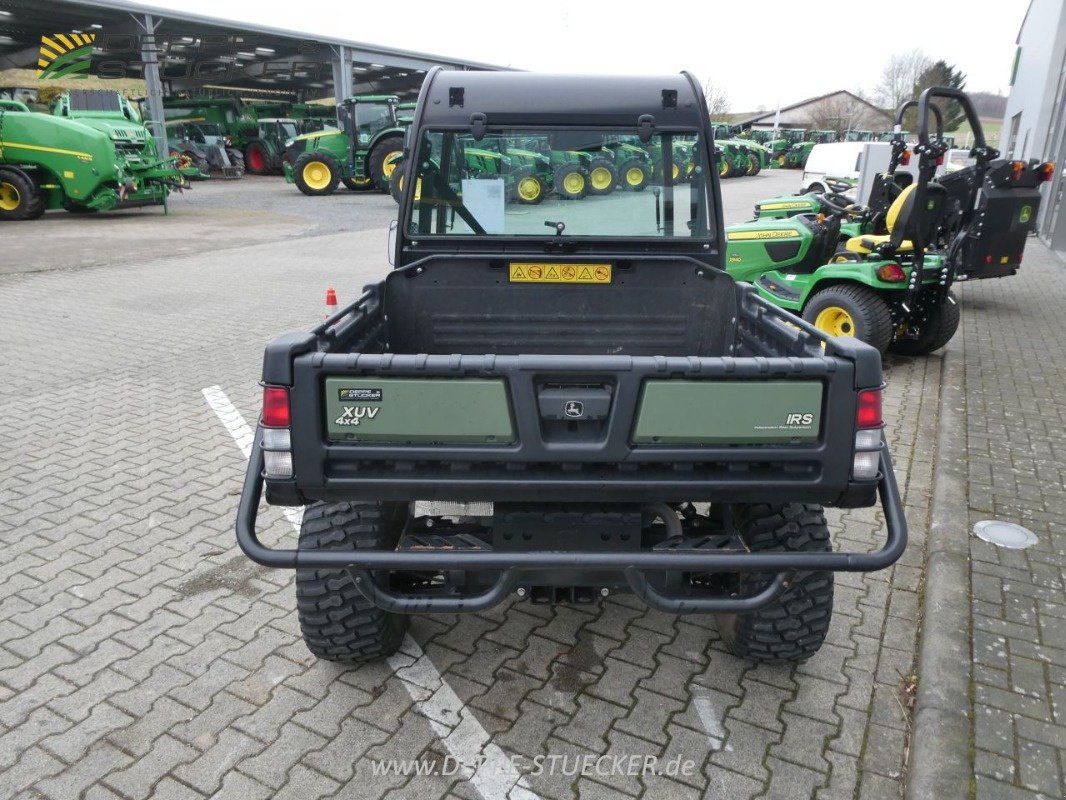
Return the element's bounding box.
[783,130,837,169]
[283,94,405,194]
[162,97,292,175]
[0,92,191,220]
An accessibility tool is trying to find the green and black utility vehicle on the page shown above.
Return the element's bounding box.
[283,94,405,194]
[724,88,1053,354]
[237,69,906,666]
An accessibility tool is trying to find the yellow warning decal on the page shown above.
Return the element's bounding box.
[509,262,612,284]
[726,229,803,241]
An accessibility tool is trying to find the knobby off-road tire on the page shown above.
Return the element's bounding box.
[888,290,961,356]
[369,135,404,192]
[0,168,45,221]
[225,148,246,178]
[296,501,408,662]
[293,151,341,196]
[716,503,834,663]
[803,284,894,353]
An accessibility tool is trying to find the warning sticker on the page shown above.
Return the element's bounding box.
[509,262,612,284]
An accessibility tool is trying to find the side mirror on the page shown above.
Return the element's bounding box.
[387,220,397,267]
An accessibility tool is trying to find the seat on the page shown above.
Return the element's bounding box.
[844,184,917,254]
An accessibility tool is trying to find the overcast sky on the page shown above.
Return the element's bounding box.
[144,0,1030,111]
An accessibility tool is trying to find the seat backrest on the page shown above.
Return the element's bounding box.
[887,182,947,251]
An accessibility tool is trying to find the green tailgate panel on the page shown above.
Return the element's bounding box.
[324,378,514,444]
[633,381,823,444]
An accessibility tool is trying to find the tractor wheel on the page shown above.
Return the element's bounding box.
[514,169,547,204]
[245,141,272,175]
[776,154,786,167]
[888,291,961,356]
[225,148,246,178]
[293,151,341,196]
[718,157,733,179]
[619,159,648,191]
[715,503,833,663]
[734,158,750,178]
[389,163,406,204]
[182,150,210,177]
[587,159,617,195]
[553,164,588,200]
[748,154,762,176]
[0,169,44,222]
[653,159,682,184]
[368,135,404,192]
[343,176,375,192]
[296,501,408,663]
[803,284,894,353]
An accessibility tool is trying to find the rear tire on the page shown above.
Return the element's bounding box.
[619,159,648,191]
[343,176,375,192]
[0,169,44,221]
[748,153,762,176]
[296,501,408,663]
[716,503,833,663]
[293,151,341,196]
[225,148,245,179]
[803,284,894,353]
[368,135,404,192]
[389,162,406,203]
[514,168,547,204]
[718,157,733,179]
[553,163,587,200]
[888,290,961,355]
[245,141,272,175]
[587,159,617,195]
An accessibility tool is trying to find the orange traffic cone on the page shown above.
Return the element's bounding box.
[325,287,337,320]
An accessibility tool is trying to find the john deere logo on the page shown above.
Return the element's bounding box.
[1019,205,1033,224]
[37,32,96,80]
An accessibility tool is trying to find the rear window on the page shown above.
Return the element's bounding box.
[406,128,713,239]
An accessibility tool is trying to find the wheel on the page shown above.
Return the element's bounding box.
[245,141,272,175]
[733,157,750,177]
[776,154,786,167]
[182,150,209,177]
[0,169,44,221]
[343,176,375,192]
[653,159,682,183]
[748,153,762,176]
[293,151,341,196]
[225,148,245,178]
[716,503,834,663]
[368,135,404,192]
[587,158,617,195]
[296,501,408,663]
[389,162,406,203]
[718,157,733,179]
[888,290,961,355]
[619,159,648,191]
[514,169,547,204]
[803,284,894,353]
[553,163,587,199]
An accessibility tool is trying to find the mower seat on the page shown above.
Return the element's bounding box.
[844,183,916,254]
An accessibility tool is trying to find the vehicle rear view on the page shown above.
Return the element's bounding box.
[237,69,906,666]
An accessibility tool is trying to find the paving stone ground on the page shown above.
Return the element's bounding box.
[0,172,938,799]
[954,242,1066,800]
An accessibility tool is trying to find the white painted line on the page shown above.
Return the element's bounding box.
[203,386,538,800]
[693,694,725,750]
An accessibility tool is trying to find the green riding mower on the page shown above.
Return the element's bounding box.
[724,87,1053,355]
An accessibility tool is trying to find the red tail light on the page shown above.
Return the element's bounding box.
[1041,162,1055,182]
[856,389,882,428]
[262,386,291,428]
[936,153,944,166]
[1011,161,1025,182]
[876,263,906,282]
[901,150,911,166]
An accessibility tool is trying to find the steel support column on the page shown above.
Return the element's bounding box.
[332,45,354,105]
[137,13,168,159]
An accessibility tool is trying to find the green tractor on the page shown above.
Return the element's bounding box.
[0,95,191,220]
[600,137,652,191]
[283,94,405,194]
[162,97,284,175]
[783,130,837,169]
[724,87,1052,355]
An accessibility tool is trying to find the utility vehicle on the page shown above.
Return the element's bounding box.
[237,69,906,666]
[725,88,1053,354]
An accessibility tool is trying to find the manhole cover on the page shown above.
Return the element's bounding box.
[973,520,1038,549]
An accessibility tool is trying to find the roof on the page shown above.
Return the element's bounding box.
[418,70,708,128]
[0,0,507,100]
[737,90,892,127]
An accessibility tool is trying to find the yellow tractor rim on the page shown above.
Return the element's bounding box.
[302,161,332,190]
[590,166,612,191]
[671,163,680,179]
[814,306,857,337]
[777,154,786,166]
[625,166,644,186]
[562,171,585,195]
[719,160,729,177]
[414,177,422,201]
[382,151,403,178]
[0,181,21,212]
[517,176,541,202]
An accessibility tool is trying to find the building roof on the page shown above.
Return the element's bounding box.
[737,90,892,127]
[0,0,507,100]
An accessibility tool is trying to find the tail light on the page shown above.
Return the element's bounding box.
[1040,162,1055,182]
[876,263,906,282]
[936,153,944,166]
[1011,161,1025,182]
[853,388,883,480]
[901,149,911,166]
[261,386,293,479]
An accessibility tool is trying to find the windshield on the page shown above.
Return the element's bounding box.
[407,129,712,239]
[353,103,395,144]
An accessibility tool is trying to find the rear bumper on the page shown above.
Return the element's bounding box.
[236,426,907,613]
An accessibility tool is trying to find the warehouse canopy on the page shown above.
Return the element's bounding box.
[0,0,505,102]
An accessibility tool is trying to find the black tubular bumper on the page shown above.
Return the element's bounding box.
[236,427,907,614]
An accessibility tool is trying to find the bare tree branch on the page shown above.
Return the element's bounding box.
[703,77,731,118]
[875,49,933,111]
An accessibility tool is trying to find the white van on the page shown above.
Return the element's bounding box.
[801,141,866,194]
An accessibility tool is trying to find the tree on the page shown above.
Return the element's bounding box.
[875,49,933,111]
[703,78,730,119]
[804,92,884,137]
[912,60,967,131]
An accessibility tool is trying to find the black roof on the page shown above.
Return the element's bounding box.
[417,70,708,128]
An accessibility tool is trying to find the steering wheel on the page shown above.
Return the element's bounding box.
[825,178,854,194]
[819,192,867,218]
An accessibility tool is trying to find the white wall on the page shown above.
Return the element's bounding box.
[1001,0,1066,161]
